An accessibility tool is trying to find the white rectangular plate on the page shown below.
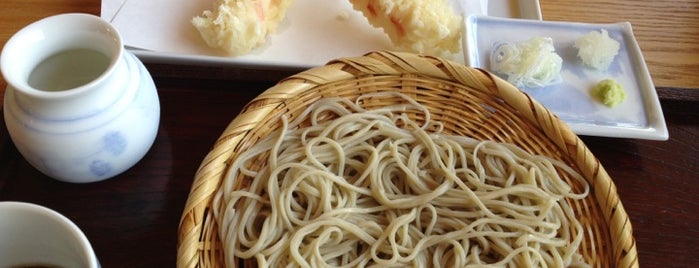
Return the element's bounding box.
[101,0,541,69]
[464,16,668,140]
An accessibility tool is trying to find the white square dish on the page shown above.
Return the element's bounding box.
[464,15,668,140]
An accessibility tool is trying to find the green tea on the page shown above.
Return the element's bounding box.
[28,48,110,92]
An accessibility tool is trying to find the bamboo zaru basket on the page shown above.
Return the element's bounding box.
[177,51,638,268]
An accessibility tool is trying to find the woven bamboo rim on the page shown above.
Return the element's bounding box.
[177,51,638,268]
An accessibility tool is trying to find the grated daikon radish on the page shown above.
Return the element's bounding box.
[574,29,620,71]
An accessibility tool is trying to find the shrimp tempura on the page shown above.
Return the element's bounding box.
[349,0,462,57]
[192,0,294,56]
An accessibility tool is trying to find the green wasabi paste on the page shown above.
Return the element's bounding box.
[591,79,626,107]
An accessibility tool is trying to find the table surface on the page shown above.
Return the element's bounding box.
[0,0,697,267]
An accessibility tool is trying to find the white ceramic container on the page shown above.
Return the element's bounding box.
[1,13,160,183]
[0,201,99,267]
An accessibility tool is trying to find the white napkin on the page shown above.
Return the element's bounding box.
[451,0,489,16]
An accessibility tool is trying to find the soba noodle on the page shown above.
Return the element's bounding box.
[213,93,591,267]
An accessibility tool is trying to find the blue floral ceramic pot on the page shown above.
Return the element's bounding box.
[1,14,160,183]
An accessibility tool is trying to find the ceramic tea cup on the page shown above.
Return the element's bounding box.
[0,201,99,268]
